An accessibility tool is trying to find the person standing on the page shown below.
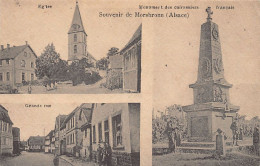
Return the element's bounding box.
[97,144,103,166]
[28,84,32,94]
[230,119,239,146]
[253,125,260,156]
[106,143,112,166]
[102,143,108,166]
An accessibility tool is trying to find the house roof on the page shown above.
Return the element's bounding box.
[80,104,94,130]
[46,130,54,137]
[0,105,13,125]
[28,136,45,145]
[68,2,86,35]
[0,44,37,60]
[61,103,93,130]
[121,24,142,53]
[55,115,67,131]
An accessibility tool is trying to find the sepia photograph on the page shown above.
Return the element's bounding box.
[0,103,140,166]
[152,1,260,166]
[0,0,142,94]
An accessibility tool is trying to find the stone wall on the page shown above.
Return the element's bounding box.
[92,150,140,166]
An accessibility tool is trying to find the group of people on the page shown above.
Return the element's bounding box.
[96,142,112,166]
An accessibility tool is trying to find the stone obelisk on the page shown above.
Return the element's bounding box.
[183,7,239,142]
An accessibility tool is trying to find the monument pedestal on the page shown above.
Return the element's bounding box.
[183,102,239,142]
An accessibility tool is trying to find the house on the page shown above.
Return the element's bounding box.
[59,119,68,155]
[28,136,45,152]
[0,105,13,155]
[0,42,37,87]
[121,24,142,93]
[12,127,20,154]
[45,130,54,153]
[54,114,67,155]
[79,104,94,159]
[106,53,123,90]
[50,131,55,153]
[91,103,140,166]
[63,103,93,157]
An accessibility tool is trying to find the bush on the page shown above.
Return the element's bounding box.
[83,71,102,85]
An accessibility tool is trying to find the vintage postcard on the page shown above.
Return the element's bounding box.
[0,0,260,166]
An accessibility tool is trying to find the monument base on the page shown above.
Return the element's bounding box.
[183,102,239,142]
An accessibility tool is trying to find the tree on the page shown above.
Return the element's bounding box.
[36,43,68,81]
[107,47,119,57]
[96,57,108,70]
[68,58,88,86]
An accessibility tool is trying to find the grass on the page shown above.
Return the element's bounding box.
[153,151,260,166]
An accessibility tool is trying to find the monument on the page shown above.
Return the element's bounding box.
[183,7,240,142]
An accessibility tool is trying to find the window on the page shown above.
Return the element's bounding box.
[74,34,77,42]
[21,60,25,67]
[22,73,25,82]
[98,122,102,143]
[0,73,3,81]
[85,129,87,138]
[31,62,34,68]
[93,125,96,143]
[6,60,10,65]
[112,114,122,147]
[31,74,34,81]
[74,45,77,53]
[0,60,2,66]
[6,72,10,81]
[104,120,109,144]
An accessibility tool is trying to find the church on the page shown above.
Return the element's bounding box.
[67,1,96,66]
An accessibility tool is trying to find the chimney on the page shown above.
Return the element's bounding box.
[1,45,4,50]
[25,41,28,45]
[7,44,10,49]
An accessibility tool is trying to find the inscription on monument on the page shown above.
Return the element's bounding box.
[191,116,209,137]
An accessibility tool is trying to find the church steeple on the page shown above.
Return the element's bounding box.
[68,1,87,62]
[68,1,86,35]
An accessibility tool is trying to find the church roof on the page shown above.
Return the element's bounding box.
[121,24,142,53]
[0,45,37,60]
[68,2,86,34]
[87,52,96,62]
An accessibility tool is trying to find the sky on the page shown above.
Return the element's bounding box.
[3,103,80,141]
[151,1,260,119]
[0,0,141,61]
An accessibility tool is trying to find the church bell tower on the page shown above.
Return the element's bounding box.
[68,1,87,64]
[183,7,239,142]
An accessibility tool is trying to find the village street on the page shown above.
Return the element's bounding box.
[0,151,55,166]
[18,70,124,94]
